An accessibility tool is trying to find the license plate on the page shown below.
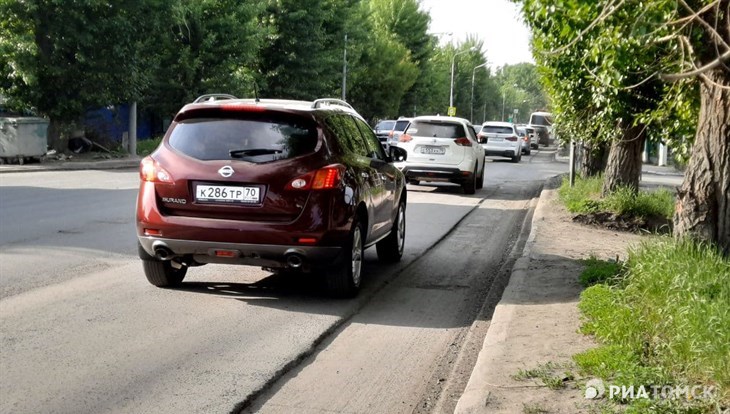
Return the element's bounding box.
[419,146,446,155]
[490,137,504,142]
[195,185,260,204]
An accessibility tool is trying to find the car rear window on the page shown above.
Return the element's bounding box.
[375,120,395,130]
[168,116,318,162]
[406,121,465,138]
[482,126,514,134]
[394,120,410,131]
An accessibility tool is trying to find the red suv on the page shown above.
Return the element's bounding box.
[136,96,408,297]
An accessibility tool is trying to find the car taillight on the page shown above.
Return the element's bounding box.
[399,134,412,143]
[140,156,173,183]
[220,103,266,112]
[454,137,472,146]
[506,136,518,142]
[286,164,345,190]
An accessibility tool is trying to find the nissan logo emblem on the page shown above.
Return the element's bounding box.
[218,166,234,178]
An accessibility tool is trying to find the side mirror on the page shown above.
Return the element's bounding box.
[390,146,408,162]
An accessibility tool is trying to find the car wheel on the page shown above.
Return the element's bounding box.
[476,157,485,190]
[325,218,364,297]
[511,150,522,163]
[142,259,187,287]
[525,148,531,156]
[376,200,406,263]
[462,165,477,194]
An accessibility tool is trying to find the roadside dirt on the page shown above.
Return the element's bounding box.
[572,211,672,234]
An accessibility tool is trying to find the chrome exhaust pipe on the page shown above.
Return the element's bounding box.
[285,253,304,269]
[152,241,175,261]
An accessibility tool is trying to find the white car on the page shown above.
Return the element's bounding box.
[393,116,485,194]
[386,117,412,150]
[478,121,522,163]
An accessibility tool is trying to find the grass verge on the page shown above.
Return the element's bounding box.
[558,175,675,220]
[575,238,730,412]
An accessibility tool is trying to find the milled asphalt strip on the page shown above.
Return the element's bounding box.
[423,183,542,414]
[229,186,500,414]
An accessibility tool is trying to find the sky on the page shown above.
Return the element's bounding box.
[419,0,534,69]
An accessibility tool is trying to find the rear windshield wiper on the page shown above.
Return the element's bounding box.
[229,148,283,158]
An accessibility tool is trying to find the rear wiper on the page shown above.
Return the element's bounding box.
[229,148,283,158]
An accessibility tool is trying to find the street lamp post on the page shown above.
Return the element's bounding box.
[470,62,488,123]
[449,47,477,112]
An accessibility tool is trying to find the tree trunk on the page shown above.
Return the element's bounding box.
[602,124,645,195]
[579,141,608,177]
[674,69,730,255]
[47,118,65,153]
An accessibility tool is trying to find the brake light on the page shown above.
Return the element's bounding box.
[140,157,173,183]
[454,137,472,146]
[399,134,412,143]
[286,164,345,190]
[523,136,529,142]
[220,103,266,112]
[505,136,518,142]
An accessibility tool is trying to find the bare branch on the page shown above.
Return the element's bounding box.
[667,0,719,25]
[546,0,627,55]
[678,0,730,51]
[660,50,730,80]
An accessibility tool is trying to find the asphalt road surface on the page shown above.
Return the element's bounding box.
[0,149,566,414]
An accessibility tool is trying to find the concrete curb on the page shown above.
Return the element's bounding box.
[454,175,561,414]
[0,158,140,173]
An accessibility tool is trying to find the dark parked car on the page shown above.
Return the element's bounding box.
[136,96,408,297]
[373,119,396,149]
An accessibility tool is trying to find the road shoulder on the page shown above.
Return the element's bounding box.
[455,176,642,414]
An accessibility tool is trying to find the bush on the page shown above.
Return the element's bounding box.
[137,136,163,156]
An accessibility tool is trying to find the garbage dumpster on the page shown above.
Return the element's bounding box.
[0,117,49,164]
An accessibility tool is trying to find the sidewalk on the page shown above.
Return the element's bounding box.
[554,151,685,177]
[455,176,644,413]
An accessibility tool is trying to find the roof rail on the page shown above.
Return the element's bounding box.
[311,98,353,110]
[193,94,238,104]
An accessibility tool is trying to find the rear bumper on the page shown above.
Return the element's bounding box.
[399,165,472,182]
[138,236,342,268]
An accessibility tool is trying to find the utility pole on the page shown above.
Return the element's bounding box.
[342,34,347,101]
[128,102,137,157]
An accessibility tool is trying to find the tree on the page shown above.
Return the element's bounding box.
[258,0,357,100]
[0,0,160,151]
[517,0,729,253]
[142,0,264,119]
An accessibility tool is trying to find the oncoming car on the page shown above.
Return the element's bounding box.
[393,116,485,194]
[136,95,408,297]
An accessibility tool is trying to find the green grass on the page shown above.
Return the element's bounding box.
[580,256,623,287]
[137,136,163,156]
[558,176,675,220]
[575,239,730,411]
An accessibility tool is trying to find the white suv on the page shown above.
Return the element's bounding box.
[478,121,522,163]
[394,116,485,194]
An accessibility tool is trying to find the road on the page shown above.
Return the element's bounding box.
[0,149,566,414]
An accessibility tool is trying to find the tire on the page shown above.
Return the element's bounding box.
[376,200,406,263]
[525,148,531,156]
[476,157,485,190]
[325,218,364,297]
[462,165,477,194]
[511,150,522,163]
[142,259,187,287]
